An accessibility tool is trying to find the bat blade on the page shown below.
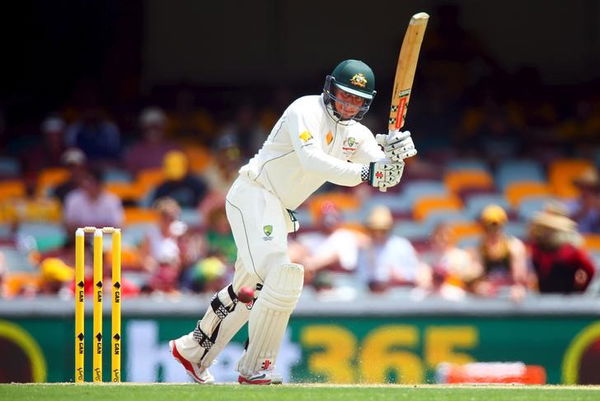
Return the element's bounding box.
[388,12,429,133]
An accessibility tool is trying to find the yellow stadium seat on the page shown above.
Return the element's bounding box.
[444,170,494,193]
[505,181,552,207]
[413,195,463,221]
[548,159,595,199]
[124,207,159,225]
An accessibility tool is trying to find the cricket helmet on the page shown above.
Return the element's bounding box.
[323,59,376,120]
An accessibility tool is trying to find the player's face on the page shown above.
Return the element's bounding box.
[333,88,365,119]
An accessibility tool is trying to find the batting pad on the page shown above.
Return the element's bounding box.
[237,263,304,376]
[176,284,250,367]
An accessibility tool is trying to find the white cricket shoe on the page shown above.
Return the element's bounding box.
[169,340,215,384]
[238,370,283,385]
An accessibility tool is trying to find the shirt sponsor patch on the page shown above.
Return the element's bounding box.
[326,131,333,145]
[299,131,313,142]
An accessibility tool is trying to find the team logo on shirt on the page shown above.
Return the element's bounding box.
[299,131,313,142]
[263,225,273,241]
[342,136,358,152]
[350,73,367,88]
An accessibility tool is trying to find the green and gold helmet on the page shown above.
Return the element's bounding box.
[323,59,376,120]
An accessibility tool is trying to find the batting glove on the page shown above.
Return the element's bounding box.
[361,160,405,192]
[375,130,417,163]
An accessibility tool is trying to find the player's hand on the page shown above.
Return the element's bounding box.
[376,130,417,163]
[361,160,404,192]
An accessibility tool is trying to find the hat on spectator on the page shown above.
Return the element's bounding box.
[163,150,188,180]
[530,211,576,232]
[366,205,393,230]
[480,204,507,225]
[61,148,86,166]
[139,107,167,127]
[40,258,74,283]
[573,168,600,191]
[41,116,65,134]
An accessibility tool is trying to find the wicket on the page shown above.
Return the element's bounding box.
[75,226,122,383]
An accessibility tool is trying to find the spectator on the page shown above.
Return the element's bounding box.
[567,167,600,234]
[289,202,366,286]
[204,205,236,265]
[124,107,180,174]
[219,104,267,158]
[0,252,6,298]
[528,211,596,294]
[63,168,124,235]
[199,134,244,218]
[51,148,88,204]
[356,206,423,293]
[21,116,67,174]
[470,205,528,300]
[152,151,208,209]
[420,223,479,300]
[65,107,121,166]
[140,197,187,293]
[202,134,243,197]
[37,257,74,296]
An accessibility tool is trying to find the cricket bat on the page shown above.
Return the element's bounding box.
[376,12,428,192]
[388,12,429,133]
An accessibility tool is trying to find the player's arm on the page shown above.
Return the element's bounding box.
[287,107,363,187]
[287,104,404,190]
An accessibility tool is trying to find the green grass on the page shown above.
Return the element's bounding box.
[1,384,600,401]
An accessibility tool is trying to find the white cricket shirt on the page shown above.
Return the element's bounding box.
[239,95,384,210]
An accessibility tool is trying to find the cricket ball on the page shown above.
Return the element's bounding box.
[237,286,255,303]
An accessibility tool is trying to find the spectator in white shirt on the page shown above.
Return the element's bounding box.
[63,168,124,234]
[357,206,423,292]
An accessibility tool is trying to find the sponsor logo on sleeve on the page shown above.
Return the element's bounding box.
[326,131,333,145]
[299,131,313,142]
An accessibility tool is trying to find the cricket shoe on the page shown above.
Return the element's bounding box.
[169,340,215,384]
[238,370,283,385]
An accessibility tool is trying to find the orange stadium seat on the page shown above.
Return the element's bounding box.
[184,145,213,173]
[136,168,165,195]
[583,234,600,252]
[413,194,463,221]
[448,221,483,242]
[548,158,595,199]
[444,170,494,193]
[505,181,552,207]
[37,167,69,196]
[106,182,143,203]
[0,180,26,201]
[308,192,361,222]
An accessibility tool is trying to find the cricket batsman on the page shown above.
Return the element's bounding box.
[169,59,417,384]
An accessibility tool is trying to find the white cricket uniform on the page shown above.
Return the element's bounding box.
[226,95,385,283]
[172,94,386,376]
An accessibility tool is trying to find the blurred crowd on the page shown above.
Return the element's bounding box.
[0,99,597,301]
[0,3,599,300]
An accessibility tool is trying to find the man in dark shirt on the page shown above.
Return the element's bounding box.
[152,150,207,208]
[529,211,595,293]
